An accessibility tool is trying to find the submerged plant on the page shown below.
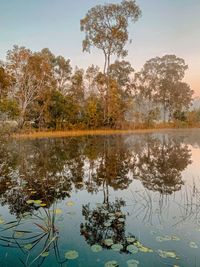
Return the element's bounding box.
[0,204,67,267]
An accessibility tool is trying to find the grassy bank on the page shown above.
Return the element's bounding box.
[12,127,200,140]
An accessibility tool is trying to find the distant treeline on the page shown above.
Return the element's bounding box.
[0,0,197,131]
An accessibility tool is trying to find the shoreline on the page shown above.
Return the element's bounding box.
[12,127,200,140]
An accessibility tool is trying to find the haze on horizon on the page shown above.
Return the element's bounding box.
[1,0,200,96]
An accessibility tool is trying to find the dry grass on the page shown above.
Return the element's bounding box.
[13,128,182,140]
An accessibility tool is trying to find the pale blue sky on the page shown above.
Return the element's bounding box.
[0,0,200,94]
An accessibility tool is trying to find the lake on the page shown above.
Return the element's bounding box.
[0,129,200,267]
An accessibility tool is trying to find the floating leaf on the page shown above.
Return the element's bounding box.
[14,231,25,238]
[156,235,171,242]
[126,245,138,254]
[127,259,139,267]
[189,241,198,249]
[118,218,125,223]
[171,235,180,241]
[104,222,111,227]
[104,260,119,267]
[65,250,79,260]
[156,235,180,242]
[134,241,153,253]
[24,244,33,250]
[104,239,114,246]
[0,218,5,224]
[66,201,75,207]
[26,200,34,205]
[41,251,49,257]
[40,203,47,207]
[91,244,102,253]
[157,249,177,259]
[55,209,63,215]
[139,246,153,253]
[111,243,123,251]
[34,200,42,204]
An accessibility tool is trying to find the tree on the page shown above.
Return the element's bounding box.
[142,55,189,122]
[169,82,193,121]
[109,60,134,88]
[0,66,12,99]
[0,99,19,120]
[80,0,141,74]
[85,64,100,94]
[54,55,72,95]
[6,46,53,128]
[84,94,103,128]
[108,60,134,127]
[68,68,85,125]
[134,63,160,126]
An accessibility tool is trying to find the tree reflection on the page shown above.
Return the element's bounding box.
[80,199,136,253]
[134,135,192,194]
[0,134,192,217]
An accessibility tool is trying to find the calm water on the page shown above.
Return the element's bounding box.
[0,130,200,267]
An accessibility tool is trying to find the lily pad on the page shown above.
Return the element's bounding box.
[41,251,49,257]
[91,244,102,253]
[14,231,25,238]
[104,260,119,267]
[156,235,180,242]
[66,201,75,207]
[34,200,42,204]
[171,235,180,241]
[40,203,47,207]
[134,241,153,253]
[104,239,114,246]
[111,243,123,251]
[157,249,177,259]
[0,218,5,224]
[156,235,171,242]
[126,245,138,254]
[189,241,198,249]
[26,200,35,204]
[54,208,63,215]
[139,245,153,253]
[24,244,33,250]
[64,250,79,260]
[127,259,139,267]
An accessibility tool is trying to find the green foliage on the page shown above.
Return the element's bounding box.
[0,99,20,119]
[186,109,200,126]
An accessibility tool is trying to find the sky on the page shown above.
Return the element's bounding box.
[0,0,200,95]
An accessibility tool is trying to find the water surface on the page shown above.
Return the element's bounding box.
[0,129,200,267]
